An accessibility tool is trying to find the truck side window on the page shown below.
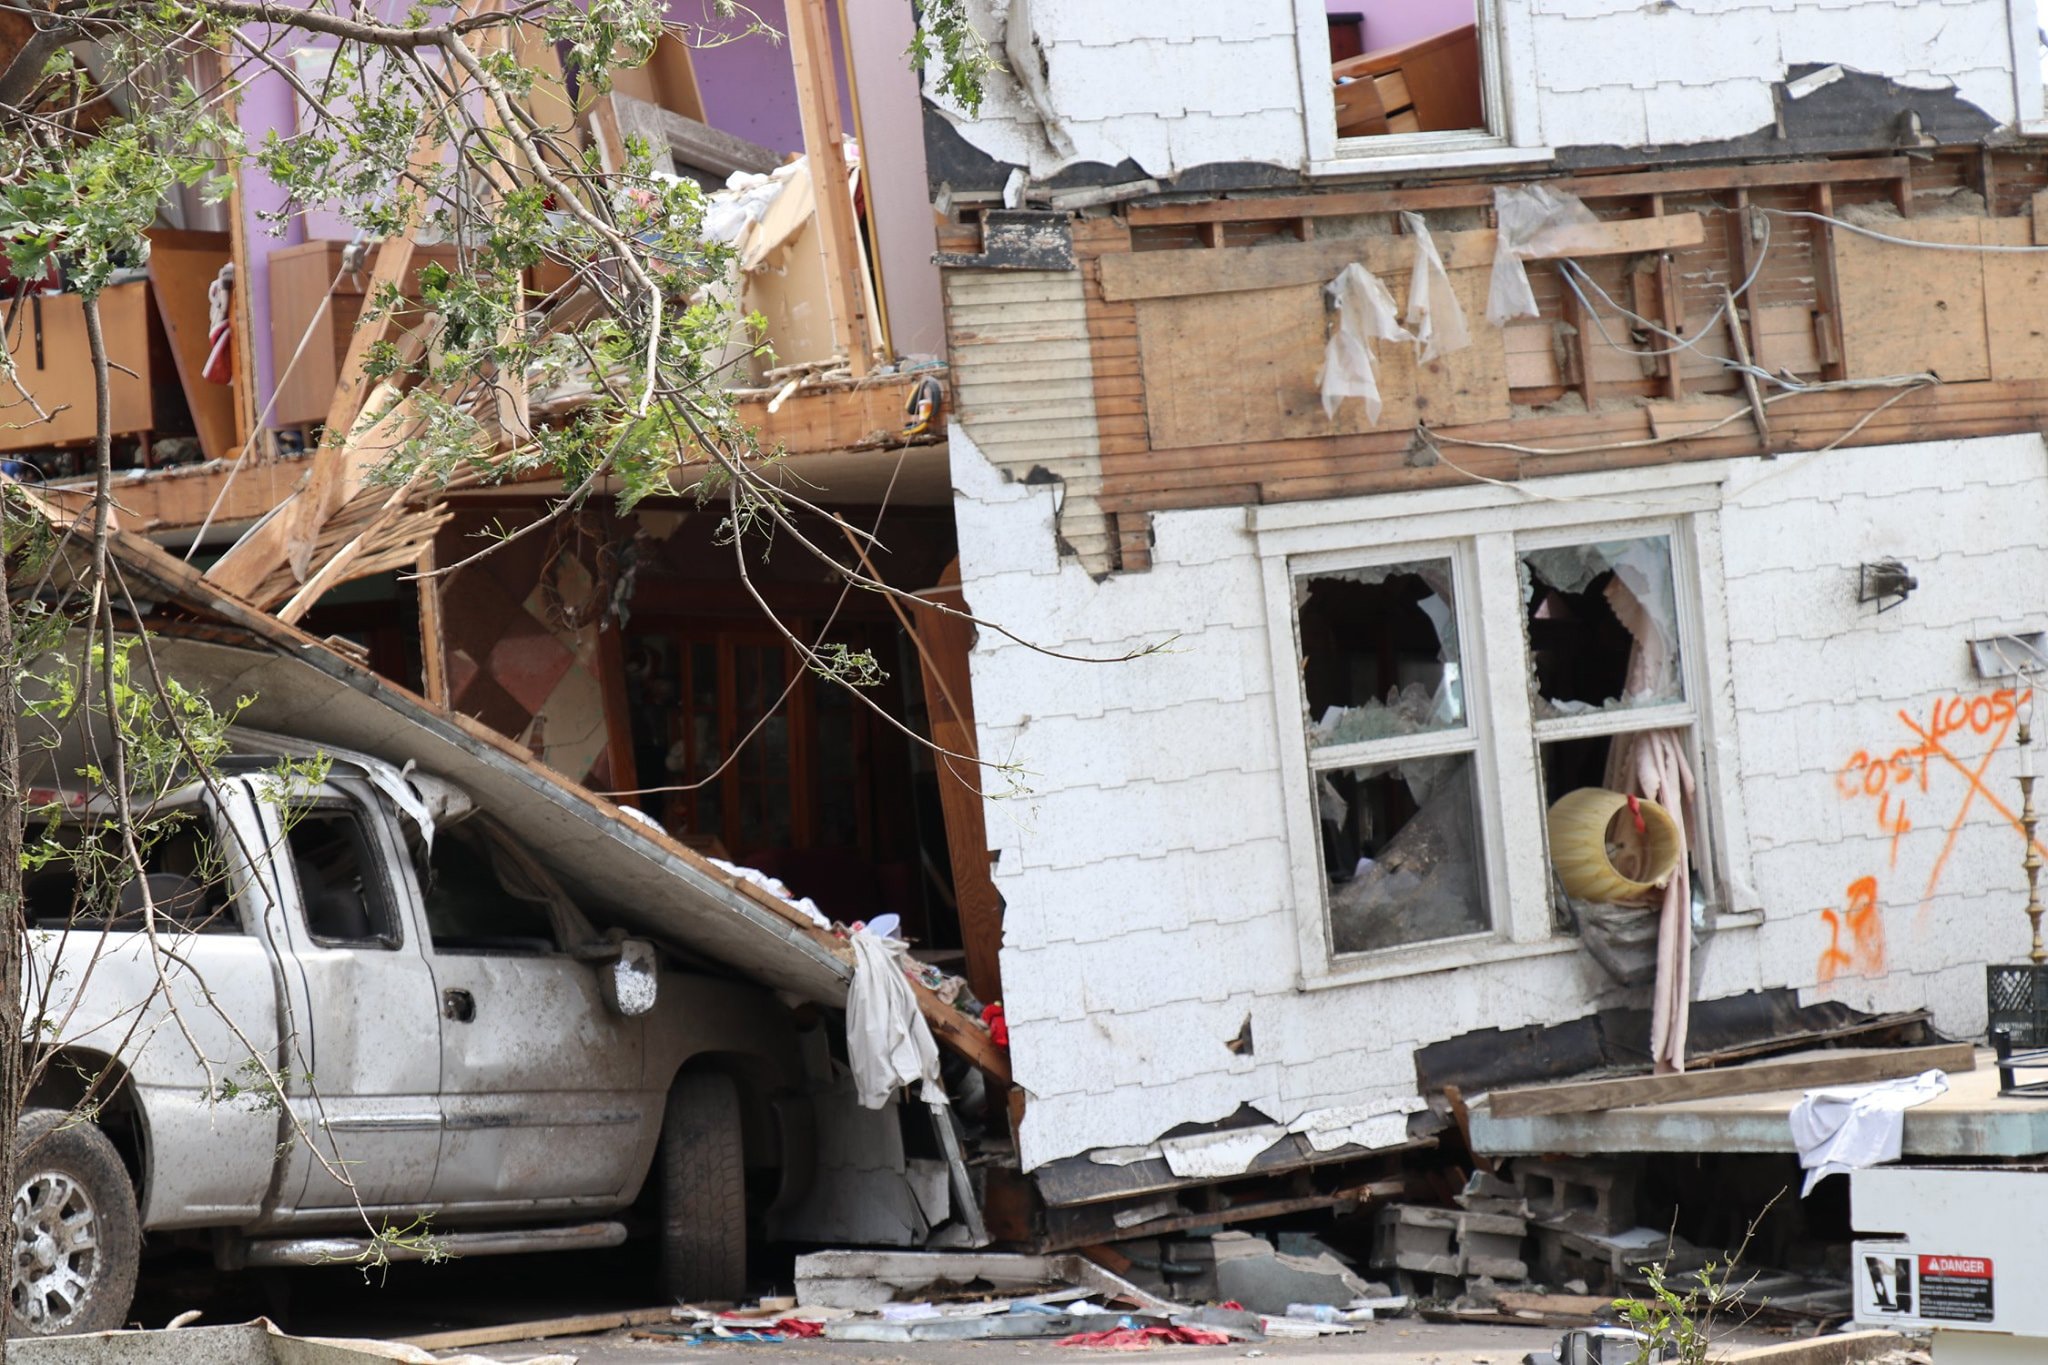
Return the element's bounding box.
[25,812,240,934]
[285,809,400,949]
[416,822,559,954]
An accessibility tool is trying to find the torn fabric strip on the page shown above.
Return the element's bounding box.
[1321,262,1410,424]
[1401,212,1471,362]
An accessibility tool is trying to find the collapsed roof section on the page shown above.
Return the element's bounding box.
[20,495,1006,1080]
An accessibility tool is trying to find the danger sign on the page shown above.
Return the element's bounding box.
[1918,1253,1995,1322]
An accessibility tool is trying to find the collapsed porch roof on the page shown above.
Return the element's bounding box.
[23,499,1006,1079]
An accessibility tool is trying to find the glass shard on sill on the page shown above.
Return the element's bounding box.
[1320,753,1489,955]
[1298,559,1463,748]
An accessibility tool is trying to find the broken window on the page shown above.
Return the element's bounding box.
[25,809,239,934]
[1328,3,1487,142]
[1278,513,1726,977]
[414,820,560,954]
[1321,754,1490,954]
[286,808,402,949]
[1294,554,1489,954]
[1522,532,1714,965]
[1523,536,1684,718]
[1298,559,1464,747]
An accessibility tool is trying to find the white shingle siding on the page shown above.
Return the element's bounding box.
[952,425,2048,1170]
[932,0,2022,178]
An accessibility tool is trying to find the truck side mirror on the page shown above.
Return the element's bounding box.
[598,938,659,1017]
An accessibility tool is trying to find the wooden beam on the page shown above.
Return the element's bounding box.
[1484,1043,1977,1120]
[1123,156,1914,228]
[416,541,447,706]
[1098,215,1705,303]
[401,1308,679,1352]
[784,0,875,376]
[913,562,1003,1011]
[918,986,1011,1085]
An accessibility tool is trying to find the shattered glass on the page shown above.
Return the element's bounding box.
[1297,560,1465,748]
[1522,536,1684,718]
[1321,754,1489,954]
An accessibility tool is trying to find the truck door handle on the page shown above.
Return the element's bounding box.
[442,988,475,1023]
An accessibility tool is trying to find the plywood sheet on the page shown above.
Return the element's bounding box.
[1833,216,1989,382]
[1414,265,1511,428]
[1982,215,2048,381]
[145,229,237,461]
[1138,284,1383,449]
[1137,266,1507,449]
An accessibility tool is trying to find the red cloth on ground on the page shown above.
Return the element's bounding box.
[1056,1326,1231,1349]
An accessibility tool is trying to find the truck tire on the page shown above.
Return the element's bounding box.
[8,1109,140,1336]
[658,1069,747,1304]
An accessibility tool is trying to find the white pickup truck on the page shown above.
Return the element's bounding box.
[14,758,812,1336]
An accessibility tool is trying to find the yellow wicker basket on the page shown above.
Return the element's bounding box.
[1546,787,1681,905]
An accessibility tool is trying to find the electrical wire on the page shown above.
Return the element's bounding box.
[1763,206,2048,253]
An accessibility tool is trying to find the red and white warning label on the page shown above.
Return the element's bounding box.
[1917,1254,1995,1323]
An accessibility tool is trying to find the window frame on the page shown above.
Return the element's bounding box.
[283,799,407,952]
[1518,521,1724,916]
[1287,0,1551,178]
[1255,464,1757,989]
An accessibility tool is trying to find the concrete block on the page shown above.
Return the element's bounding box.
[1372,1206,1460,1276]
[1516,1158,1637,1234]
[1212,1231,1376,1314]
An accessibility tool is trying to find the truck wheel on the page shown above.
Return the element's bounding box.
[658,1069,747,1303]
[8,1109,140,1336]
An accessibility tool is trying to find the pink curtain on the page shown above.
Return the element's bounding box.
[1602,579,1698,1074]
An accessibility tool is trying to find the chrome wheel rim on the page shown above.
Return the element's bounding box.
[11,1170,99,1331]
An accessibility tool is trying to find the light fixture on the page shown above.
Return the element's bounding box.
[1857,558,1917,613]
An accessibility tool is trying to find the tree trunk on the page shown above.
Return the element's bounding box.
[0,475,25,1354]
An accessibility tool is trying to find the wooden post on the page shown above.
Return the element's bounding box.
[1650,193,1684,401]
[1810,183,1847,381]
[914,561,1003,1010]
[416,541,447,705]
[594,618,640,806]
[785,0,876,376]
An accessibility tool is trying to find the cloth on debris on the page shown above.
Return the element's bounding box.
[203,263,235,384]
[1400,213,1470,363]
[1601,576,1698,1075]
[1789,1068,1949,1195]
[1057,1325,1232,1349]
[707,856,830,928]
[1321,262,1411,425]
[1487,183,1600,327]
[847,928,946,1110]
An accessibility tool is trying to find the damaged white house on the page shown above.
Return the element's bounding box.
[922,0,2048,1226]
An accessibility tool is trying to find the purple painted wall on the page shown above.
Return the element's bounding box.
[678,0,853,155]
[233,39,308,427]
[1327,0,1474,55]
[234,6,855,424]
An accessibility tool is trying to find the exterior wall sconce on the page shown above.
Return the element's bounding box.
[1857,558,1917,612]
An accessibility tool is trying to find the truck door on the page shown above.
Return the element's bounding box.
[401,815,651,1209]
[261,781,443,1211]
